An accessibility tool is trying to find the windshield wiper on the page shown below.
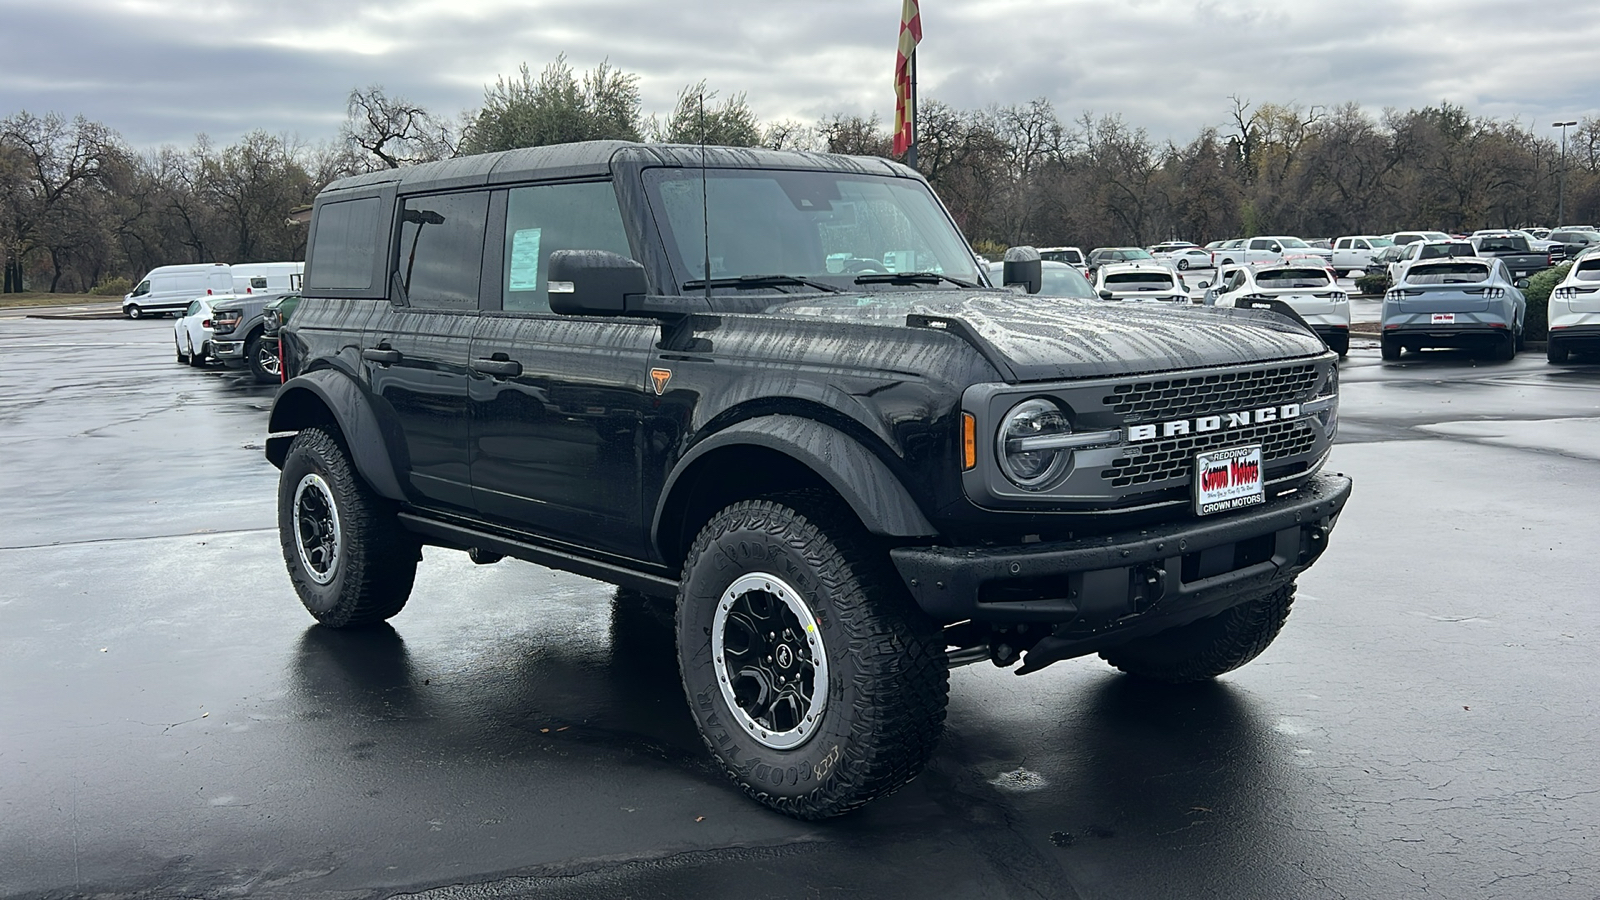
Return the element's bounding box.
[853,271,978,289]
[681,274,845,294]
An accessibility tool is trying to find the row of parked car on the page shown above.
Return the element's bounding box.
[172,290,301,382]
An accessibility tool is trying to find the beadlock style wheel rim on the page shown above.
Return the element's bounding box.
[711,573,828,750]
[293,474,341,585]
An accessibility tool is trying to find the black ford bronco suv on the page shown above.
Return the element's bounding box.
[266,142,1351,819]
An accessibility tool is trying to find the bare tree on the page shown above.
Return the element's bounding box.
[342,86,455,171]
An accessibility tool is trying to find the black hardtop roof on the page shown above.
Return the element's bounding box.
[320,141,915,197]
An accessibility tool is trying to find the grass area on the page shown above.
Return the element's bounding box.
[0,293,115,309]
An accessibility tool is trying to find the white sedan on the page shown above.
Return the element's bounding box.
[1152,246,1214,271]
[173,297,215,367]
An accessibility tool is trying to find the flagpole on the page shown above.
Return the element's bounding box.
[907,48,918,170]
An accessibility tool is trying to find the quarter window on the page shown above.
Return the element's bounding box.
[502,182,632,313]
[396,192,489,309]
[307,197,380,291]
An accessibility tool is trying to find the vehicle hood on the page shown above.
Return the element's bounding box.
[765,291,1326,382]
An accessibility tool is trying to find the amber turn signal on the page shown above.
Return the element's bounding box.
[962,413,977,470]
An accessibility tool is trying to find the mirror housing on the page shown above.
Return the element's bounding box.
[1098,289,1115,300]
[1514,278,1530,289]
[1197,280,1211,289]
[547,250,649,316]
[1002,246,1043,295]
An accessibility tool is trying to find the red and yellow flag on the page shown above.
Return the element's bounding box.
[892,0,922,156]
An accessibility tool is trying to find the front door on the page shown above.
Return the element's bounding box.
[467,180,655,558]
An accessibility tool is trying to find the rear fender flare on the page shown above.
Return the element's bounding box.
[652,414,938,556]
[265,368,405,501]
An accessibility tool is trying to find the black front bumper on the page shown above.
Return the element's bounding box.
[891,473,1351,664]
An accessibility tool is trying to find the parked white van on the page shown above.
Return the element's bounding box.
[229,261,304,296]
[123,264,235,318]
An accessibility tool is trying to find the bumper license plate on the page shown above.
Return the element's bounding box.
[1195,445,1264,516]
[1432,313,1456,324]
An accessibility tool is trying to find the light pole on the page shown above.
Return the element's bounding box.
[1554,120,1577,226]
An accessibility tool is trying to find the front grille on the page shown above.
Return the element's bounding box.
[1101,420,1318,488]
[1105,364,1319,424]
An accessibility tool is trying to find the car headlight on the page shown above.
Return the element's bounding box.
[998,398,1073,489]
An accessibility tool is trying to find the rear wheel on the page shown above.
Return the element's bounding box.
[1177,258,1190,271]
[1100,582,1296,683]
[1328,332,1349,357]
[1381,335,1402,361]
[175,341,188,364]
[1495,331,1516,361]
[676,495,948,820]
[1548,338,1570,364]
[187,340,207,367]
[278,426,419,627]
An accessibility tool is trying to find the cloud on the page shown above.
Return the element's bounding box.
[0,0,1596,149]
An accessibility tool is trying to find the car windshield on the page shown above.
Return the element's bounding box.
[1419,243,1473,259]
[1477,237,1528,253]
[1039,249,1083,265]
[1255,268,1332,289]
[1117,249,1154,260]
[643,168,981,294]
[1105,272,1174,290]
[1278,238,1310,249]
[991,263,1097,299]
[1369,237,1394,248]
[1405,263,1491,284]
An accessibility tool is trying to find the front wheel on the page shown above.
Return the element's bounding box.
[1100,582,1296,683]
[126,305,143,320]
[676,496,948,820]
[278,426,419,627]
[247,333,280,383]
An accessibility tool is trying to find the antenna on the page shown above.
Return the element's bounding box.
[700,89,711,304]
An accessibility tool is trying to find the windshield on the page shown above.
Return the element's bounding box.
[1255,268,1332,289]
[1369,237,1394,248]
[1419,243,1474,260]
[643,168,980,292]
[1278,238,1310,249]
[1104,271,1175,290]
[1405,263,1491,284]
[1039,248,1083,265]
[1476,236,1528,253]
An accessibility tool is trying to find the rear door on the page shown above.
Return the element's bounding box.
[468,180,655,558]
[364,190,488,512]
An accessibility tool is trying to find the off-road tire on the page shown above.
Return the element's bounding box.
[676,495,948,820]
[1380,335,1402,361]
[247,332,279,383]
[1100,582,1296,683]
[278,426,419,628]
[1548,338,1570,364]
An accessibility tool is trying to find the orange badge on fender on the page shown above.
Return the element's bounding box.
[649,368,673,396]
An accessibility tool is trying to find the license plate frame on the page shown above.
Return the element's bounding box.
[1194,444,1265,516]
[1431,313,1456,324]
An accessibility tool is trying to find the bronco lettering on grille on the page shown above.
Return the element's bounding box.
[1127,404,1303,443]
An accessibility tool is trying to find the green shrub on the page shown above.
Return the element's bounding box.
[1522,262,1571,341]
[89,276,133,296]
[1354,272,1389,297]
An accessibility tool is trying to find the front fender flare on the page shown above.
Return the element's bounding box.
[652,414,938,553]
[265,368,406,502]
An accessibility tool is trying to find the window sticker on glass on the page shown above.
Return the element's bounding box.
[508,227,542,291]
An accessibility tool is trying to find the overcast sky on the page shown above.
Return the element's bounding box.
[3,0,1598,151]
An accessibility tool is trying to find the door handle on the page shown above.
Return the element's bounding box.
[473,357,522,378]
[362,348,402,364]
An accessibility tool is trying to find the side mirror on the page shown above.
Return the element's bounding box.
[1002,246,1043,295]
[1197,280,1211,289]
[547,250,649,316]
[1098,289,1115,300]
[1514,278,1530,289]
[1270,244,1282,253]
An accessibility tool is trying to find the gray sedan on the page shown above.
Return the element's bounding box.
[1381,258,1527,361]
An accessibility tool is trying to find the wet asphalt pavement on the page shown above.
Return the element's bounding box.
[2,317,1598,900]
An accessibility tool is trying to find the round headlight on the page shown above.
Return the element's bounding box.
[997,398,1073,488]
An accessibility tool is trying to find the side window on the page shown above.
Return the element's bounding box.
[396,192,489,310]
[131,280,150,297]
[502,181,631,313]
[306,198,380,291]
[1250,239,1270,251]
[1335,239,1350,250]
